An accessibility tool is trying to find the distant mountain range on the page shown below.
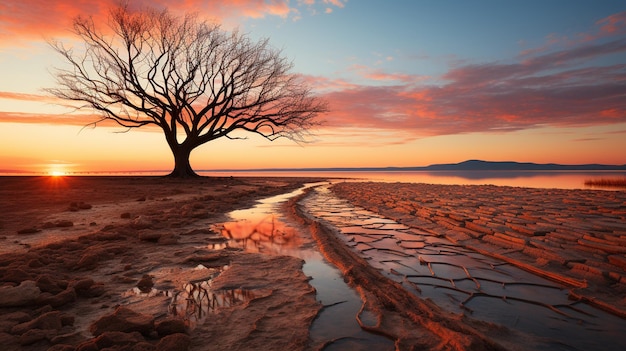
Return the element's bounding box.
[420,160,626,171]
[211,160,626,172]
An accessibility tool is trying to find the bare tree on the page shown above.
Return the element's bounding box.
[48,4,327,177]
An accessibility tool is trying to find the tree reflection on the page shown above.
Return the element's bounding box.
[169,279,268,329]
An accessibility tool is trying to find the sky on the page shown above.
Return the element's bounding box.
[1,0,625,174]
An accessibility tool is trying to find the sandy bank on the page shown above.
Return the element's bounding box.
[330,182,626,318]
[0,176,324,351]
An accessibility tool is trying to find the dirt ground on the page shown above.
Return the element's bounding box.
[4,177,624,351]
[0,176,324,351]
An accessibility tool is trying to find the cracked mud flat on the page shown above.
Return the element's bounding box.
[322,182,626,350]
[0,176,326,351]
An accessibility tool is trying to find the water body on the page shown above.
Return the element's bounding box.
[200,170,626,190]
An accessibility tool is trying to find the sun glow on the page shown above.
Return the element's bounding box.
[49,170,66,177]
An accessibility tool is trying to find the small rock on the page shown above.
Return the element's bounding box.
[37,287,77,308]
[70,278,95,296]
[94,331,145,349]
[136,275,154,293]
[55,220,74,228]
[138,232,161,242]
[78,202,92,210]
[0,280,40,307]
[11,311,65,335]
[36,274,66,294]
[158,234,179,245]
[89,306,155,337]
[156,333,191,351]
[19,328,57,346]
[43,222,57,229]
[133,216,153,229]
[2,268,32,283]
[76,247,112,270]
[17,227,40,235]
[2,311,31,324]
[68,202,92,211]
[27,259,44,268]
[155,319,187,336]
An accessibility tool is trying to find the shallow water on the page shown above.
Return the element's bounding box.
[300,184,626,351]
[199,170,626,190]
[215,183,394,350]
[122,264,271,329]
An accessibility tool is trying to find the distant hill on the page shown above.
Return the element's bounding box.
[423,160,626,171]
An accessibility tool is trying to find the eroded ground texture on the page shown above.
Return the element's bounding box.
[0,177,323,351]
[330,182,626,318]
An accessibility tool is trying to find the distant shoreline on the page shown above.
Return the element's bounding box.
[2,159,626,176]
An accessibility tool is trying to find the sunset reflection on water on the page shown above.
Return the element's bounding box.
[215,214,302,254]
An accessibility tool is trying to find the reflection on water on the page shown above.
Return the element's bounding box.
[200,170,626,190]
[216,183,395,349]
[123,265,270,329]
[213,215,301,254]
[169,280,271,329]
[301,185,626,351]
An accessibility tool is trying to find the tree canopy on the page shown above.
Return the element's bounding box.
[48,4,327,177]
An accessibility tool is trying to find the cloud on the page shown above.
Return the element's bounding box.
[349,64,426,83]
[323,0,346,8]
[597,11,626,36]
[3,5,623,142]
[0,111,102,126]
[0,0,343,46]
[0,91,60,103]
[317,17,626,137]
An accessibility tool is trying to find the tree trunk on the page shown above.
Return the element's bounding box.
[167,145,199,178]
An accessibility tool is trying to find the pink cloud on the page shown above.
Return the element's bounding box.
[323,0,345,8]
[0,0,304,46]
[349,64,425,83]
[597,11,626,35]
[318,34,626,137]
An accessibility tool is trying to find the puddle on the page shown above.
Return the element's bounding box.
[123,264,272,329]
[213,214,302,253]
[300,184,626,351]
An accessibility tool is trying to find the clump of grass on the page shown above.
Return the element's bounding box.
[584,177,626,188]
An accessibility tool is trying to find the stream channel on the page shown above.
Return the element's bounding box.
[215,182,626,350]
[215,182,394,350]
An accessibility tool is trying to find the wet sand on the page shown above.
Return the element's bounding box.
[0,176,324,351]
[330,182,626,318]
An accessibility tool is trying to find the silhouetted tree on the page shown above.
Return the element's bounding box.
[48,4,327,177]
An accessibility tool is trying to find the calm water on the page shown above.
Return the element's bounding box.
[8,170,623,190]
[200,170,626,190]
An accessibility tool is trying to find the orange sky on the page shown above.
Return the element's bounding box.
[1,0,625,174]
